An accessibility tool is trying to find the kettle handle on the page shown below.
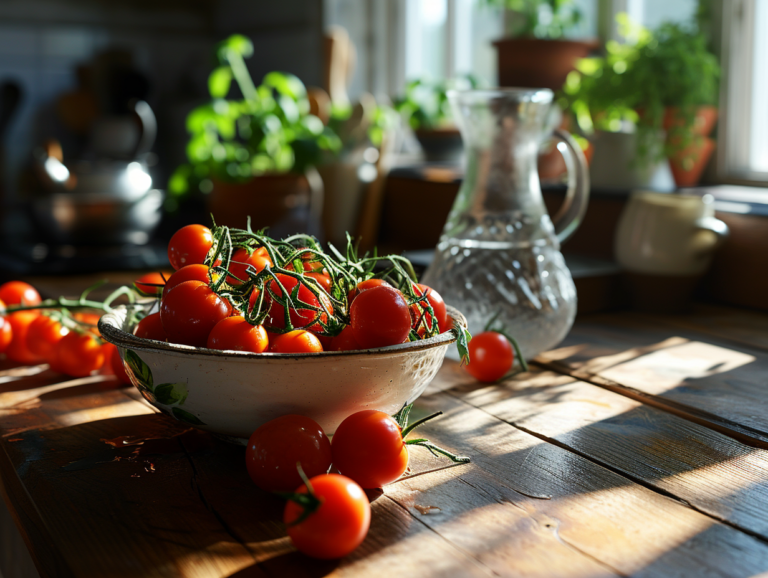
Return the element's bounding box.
[550,129,590,244]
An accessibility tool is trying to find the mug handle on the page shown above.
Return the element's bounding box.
[549,129,590,245]
[695,216,729,250]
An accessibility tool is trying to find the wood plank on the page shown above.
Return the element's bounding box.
[388,391,768,577]
[436,360,768,542]
[534,313,768,447]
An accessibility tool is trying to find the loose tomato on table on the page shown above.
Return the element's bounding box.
[349,285,411,349]
[464,331,514,383]
[162,264,211,298]
[245,415,332,492]
[134,312,167,342]
[207,316,268,353]
[160,280,232,347]
[5,311,43,365]
[283,473,370,559]
[167,224,214,270]
[51,330,105,377]
[26,314,68,362]
[269,330,323,353]
[0,281,41,306]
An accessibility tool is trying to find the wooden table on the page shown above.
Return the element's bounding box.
[2,303,768,577]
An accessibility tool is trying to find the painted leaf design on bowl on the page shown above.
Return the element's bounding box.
[123,349,155,403]
[154,382,189,406]
[173,407,205,426]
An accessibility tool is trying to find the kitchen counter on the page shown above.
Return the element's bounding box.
[2,300,768,577]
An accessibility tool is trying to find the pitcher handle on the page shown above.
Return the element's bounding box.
[550,129,590,244]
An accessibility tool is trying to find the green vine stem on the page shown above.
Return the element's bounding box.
[394,403,471,465]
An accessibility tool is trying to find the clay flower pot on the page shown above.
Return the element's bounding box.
[663,106,718,188]
[494,38,598,90]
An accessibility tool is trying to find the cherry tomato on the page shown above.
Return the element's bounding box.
[305,272,332,294]
[349,286,411,349]
[0,314,11,355]
[51,331,105,377]
[284,473,371,559]
[134,312,167,342]
[465,331,514,383]
[413,283,450,334]
[72,311,102,335]
[331,410,409,488]
[167,224,213,270]
[160,280,232,347]
[347,278,391,304]
[246,415,332,492]
[110,345,131,385]
[134,272,169,296]
[226,247,273,286]
[0,281,41,306]
[329,326,360,352]
[207,316,269,353]
[270,330,323,353]
[264,274,331,334]
[162,264,211,298]
[26,314,69,362]
[5,311,43,364]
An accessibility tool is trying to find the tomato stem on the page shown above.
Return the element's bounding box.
[275,462,323,527]
[404,439,471,463]
[400,410,442,439]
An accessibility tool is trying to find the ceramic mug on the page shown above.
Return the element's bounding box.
[615,191,729,276]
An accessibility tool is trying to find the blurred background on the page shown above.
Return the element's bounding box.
[0,0,764,312]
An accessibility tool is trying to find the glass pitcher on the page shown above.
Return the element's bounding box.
[422,89,589,360]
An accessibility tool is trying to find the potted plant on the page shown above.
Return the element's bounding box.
[481,0,598,90]
[562,17,720,188]
[393,77,476,163]
[168,35,341,233]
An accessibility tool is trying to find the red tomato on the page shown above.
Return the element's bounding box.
[160,280,232,347]
[51,331,105,377]
[284,474,371,559]
[72,311,102,336]
[305,272,332,294]
[0,281,41,306]
[134,312,167,342]
[465,331,514,383]
[246,415,332,492]
[110,345,132,385]
[162,264,211,298]
[414,283,450,334]
[349,286,411,349]
[26,314,69,362]
[264,274,331,334]
[207,316,269,353]
[167,224,213,270]
[226,247,273,286]
[134,272,169,296]
[347,278,391,304]
[328,326,360,352]
[5,311,43,364]
[0,313,11,354]
[270,330,323,353]
[331,410,409,488]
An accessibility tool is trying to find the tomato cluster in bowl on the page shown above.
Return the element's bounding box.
[143,223,455,354]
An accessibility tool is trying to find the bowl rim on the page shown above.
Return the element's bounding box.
[98,304,467,359]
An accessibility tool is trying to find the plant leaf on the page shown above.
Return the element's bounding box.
[172,407,205,426]
[452,322,472,366]
[208,66,232,99]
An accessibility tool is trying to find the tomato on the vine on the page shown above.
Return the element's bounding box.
[465,331,514,383]
[226,247,273,286]
[51,331,105,377]
[134,312,167,342]
[162,264,211,298]
[284,473,370,559]
[245,415,332,492]
[331,410,410,488]
[134,272,169,296]
[412,283,450,334]
[347,278,390,304]
[5,311,43,364]
[160,280,232,347]
[0,281,41,306]
[0,312,11,354]
[270,330,323,353]
[264,274,331,334]
[207,316,269,353]
[305,272,332,294]
[328,326,360,351]
[167,224,213,270]
[26,314,68,362]
[349,286,411,349]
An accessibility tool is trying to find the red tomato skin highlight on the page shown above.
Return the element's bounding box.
[331,410,409,488]
[207,317,269,353]
[160,280,232,347]
[465,331,514,383]
[5,311,43,364]
[284,474,371,559]
[0,315,11,354]
[0,281,41,306]
[167,224,213,270]
[350,286,411,349]
[245,415,332,492]
[347,278,391,304]
[134,312,167,342]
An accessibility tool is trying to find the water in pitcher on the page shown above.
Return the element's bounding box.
[422,88,589,360]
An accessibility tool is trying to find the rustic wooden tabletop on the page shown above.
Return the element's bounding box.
[2,303,768,578]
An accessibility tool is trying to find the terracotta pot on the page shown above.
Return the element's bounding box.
[668,136,716,188]
[207,173,319,236]
[663,106,718,138]
[494,38,598,90]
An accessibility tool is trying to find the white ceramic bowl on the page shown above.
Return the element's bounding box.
[99,306,466,443]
